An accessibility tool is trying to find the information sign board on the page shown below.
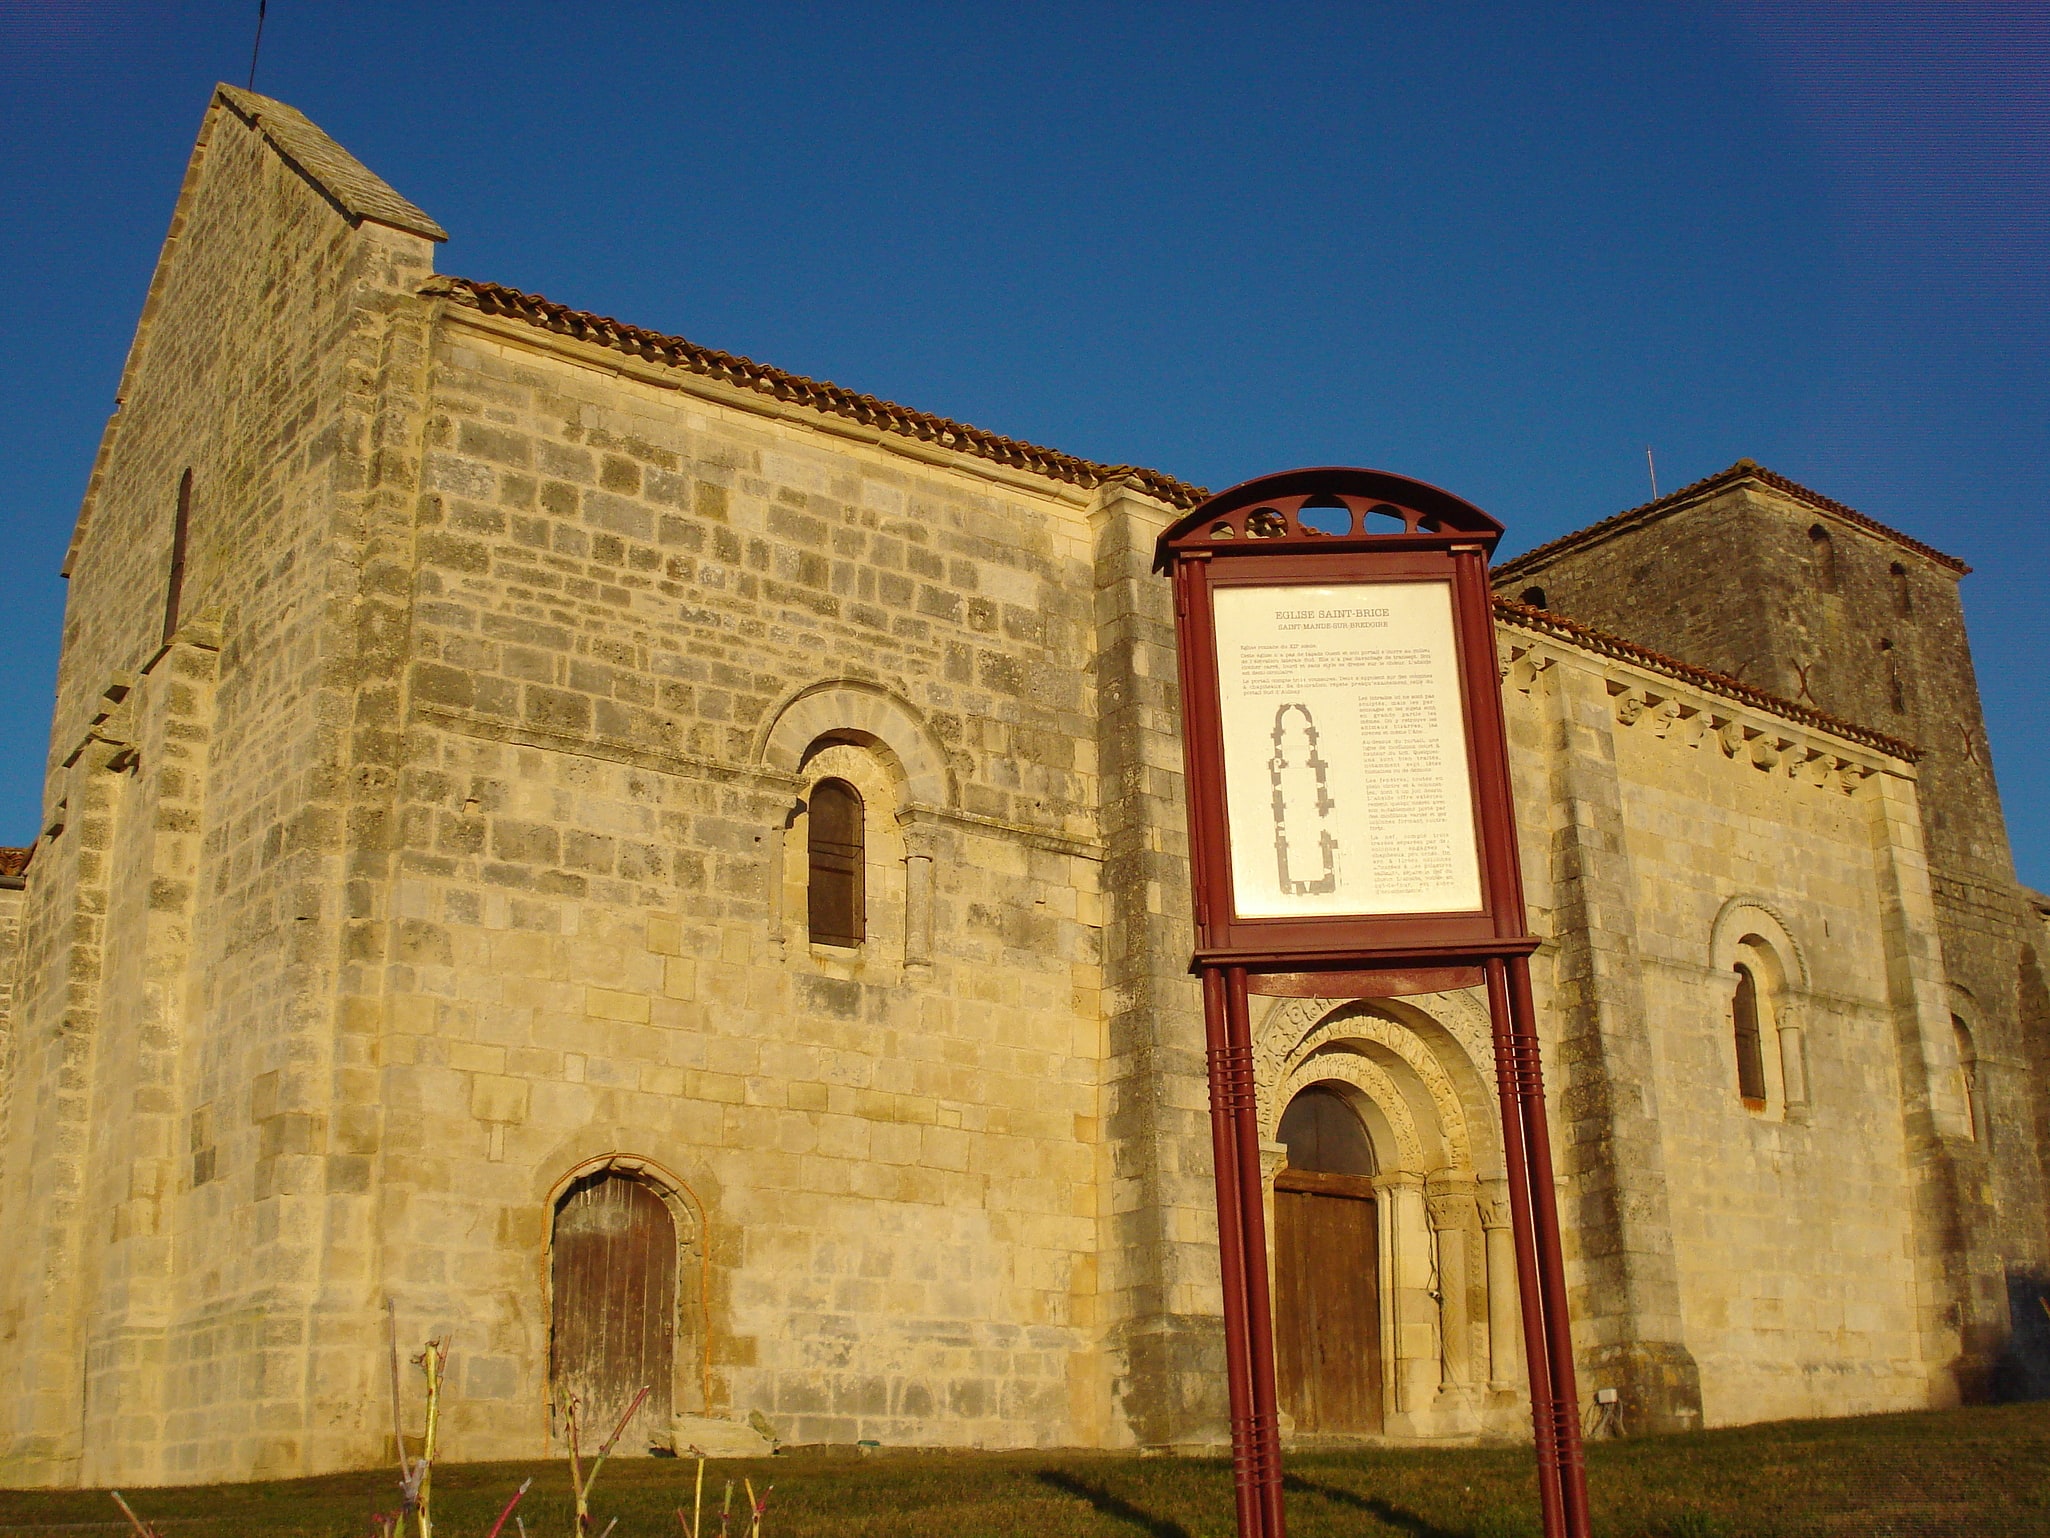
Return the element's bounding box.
[1154,467,1592,1538]
[1212,580,1481,920]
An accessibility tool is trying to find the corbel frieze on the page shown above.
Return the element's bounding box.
[1597,676,1883,797]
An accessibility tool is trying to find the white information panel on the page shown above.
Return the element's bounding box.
[1212,581,1483,919]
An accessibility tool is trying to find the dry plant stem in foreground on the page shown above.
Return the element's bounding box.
[109,1491,162,1537]
[564,1384,652,1535]
[484,1477,534,1538]
[410,1337,450,1538]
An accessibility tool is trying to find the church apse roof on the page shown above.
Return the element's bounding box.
[1494,459,1970,583]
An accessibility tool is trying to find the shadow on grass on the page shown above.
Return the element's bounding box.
[1036,1470,1195,1538]
[1284,1472,1465,1538]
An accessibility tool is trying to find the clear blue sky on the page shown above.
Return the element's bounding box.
[2,2,2044,883]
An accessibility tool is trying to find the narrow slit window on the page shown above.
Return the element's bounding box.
[1891,562,1913,616]
[1953,1015,1981,1142]
[164,468,193,644]
[1808,524,1837,593]
[807,778,865,947]
[1733,963,1767,1102]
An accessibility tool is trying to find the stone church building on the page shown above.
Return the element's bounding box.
[0,86,2044,1487]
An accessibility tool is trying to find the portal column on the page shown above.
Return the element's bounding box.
[1480,1180,1522,1390]
[1426,1176,1478,1389]
[1375,1170,1434,1417]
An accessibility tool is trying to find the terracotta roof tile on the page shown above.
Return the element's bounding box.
[1494,460,1969,582]
[428,277,1207,510]
[0,846,32,883]
[1495,597,1920,760]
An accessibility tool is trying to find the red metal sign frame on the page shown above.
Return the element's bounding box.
[1156,467,1591,1538]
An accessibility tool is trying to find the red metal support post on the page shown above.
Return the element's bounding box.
[1507,953,1592,1538]
[1202,967,1264,1538]
[1225,966,1287,1538]
[1485,957,1565,1537]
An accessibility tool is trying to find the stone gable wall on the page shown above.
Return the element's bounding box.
[0,92,438,1486]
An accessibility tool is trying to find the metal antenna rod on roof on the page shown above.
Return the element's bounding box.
[1645,446,1659,500]
[247,0,268,90]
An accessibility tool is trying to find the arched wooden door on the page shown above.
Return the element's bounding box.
[551,1171,675,1442]
[1273,1085,1383,1434]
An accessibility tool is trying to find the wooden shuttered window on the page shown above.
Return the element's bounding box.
[807,778,865,947]
[1733,963,1767,1102]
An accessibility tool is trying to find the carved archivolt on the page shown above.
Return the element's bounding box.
[755,680,954,808]
[1255,995,1493,1174]
[1708,895,1809,993]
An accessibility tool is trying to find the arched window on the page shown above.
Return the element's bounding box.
[806,778,865,947]
[1891,562,1913,616]
[1732,963,1767,1102]
[1276,1083,1377,1176]
[1519,586,1548,610]
[1808,524,1837,593]
[1953,1015,1983,1143]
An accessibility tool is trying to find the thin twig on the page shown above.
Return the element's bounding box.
[484,1477,534,1538]
[109,1492,158,1538]
[692,1450,706,1538]
[574,1383,651,1532]
[388,1299,412,1486]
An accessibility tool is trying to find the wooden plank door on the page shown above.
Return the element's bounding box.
[1274,1172,1383,1434]
[551,1172,675,1443]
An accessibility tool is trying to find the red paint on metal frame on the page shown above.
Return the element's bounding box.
[1157,468,1592,1538]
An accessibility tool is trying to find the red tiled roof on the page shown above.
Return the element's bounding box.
[427,277,1209,511]
[0,846,32,883]
[1493,460,1970,581]
[1495,597,1920,760]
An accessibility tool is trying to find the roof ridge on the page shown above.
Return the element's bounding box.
[215,84,446,242]
[1494,596,1920,760]
[428,277,1208,510]
[1494,459,1969,580]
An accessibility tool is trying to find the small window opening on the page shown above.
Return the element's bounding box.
[1891,562,1912,616]
[1733,964,1767,1102]
[1519,586,1548,610]
[1808,524,1837,593]
[1277,1084,1377,1176]
[1953,1015,1982,1142]
[164,468,193,644]
[806,778,865,947]
[1879,639,1906,713]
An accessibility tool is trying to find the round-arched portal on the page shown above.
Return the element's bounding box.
[551,1169,677,1442]
[1273,1082,1384,1434]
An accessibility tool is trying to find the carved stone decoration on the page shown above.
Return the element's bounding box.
[1252,997,1479,1173]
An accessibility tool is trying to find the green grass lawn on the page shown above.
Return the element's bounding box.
[2,1402,2042,1538]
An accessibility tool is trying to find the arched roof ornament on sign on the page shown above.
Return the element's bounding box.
[1154,465,1504,572]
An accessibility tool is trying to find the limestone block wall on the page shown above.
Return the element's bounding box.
[353,306,1121,1459]
[1495,617,1971,1430]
